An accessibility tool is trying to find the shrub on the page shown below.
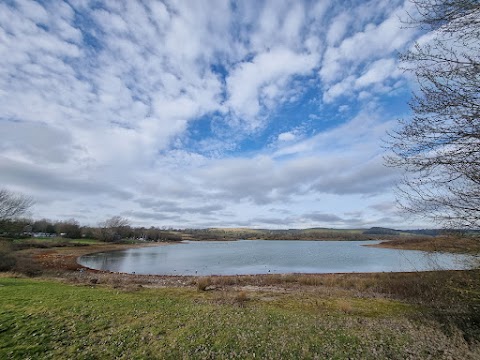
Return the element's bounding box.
[197,277,212,291]
[234,291,249,306]
[0,241,16,271]
[0,252,16,271]
[336,299,353,313]
[12,256,42,277]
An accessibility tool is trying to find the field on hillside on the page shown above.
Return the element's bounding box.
[187,227,400,241]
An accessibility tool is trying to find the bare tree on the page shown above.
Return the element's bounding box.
[55,219,82,239]
[0,189,34,220]
[386,0,480,228]
[103,216,130,229]
[97,216,131,242]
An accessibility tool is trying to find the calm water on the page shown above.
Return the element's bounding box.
[77,240,474,276]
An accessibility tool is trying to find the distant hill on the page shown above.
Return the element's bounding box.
[185,227,479,241]
[362,227,401,236]
[362,227,480,237]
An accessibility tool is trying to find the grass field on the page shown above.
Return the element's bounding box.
[11,237,102,246]
[1,276,479,359]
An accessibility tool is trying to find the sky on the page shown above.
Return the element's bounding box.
[0,0,430,229]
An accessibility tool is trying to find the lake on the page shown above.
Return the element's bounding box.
[77,240,475,275]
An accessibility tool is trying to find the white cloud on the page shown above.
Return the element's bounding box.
[320,1,418,102]
[355,58,399,88]
[0,121,73,164]
[326,12,350,46]
[226,47,319,128]
[323,57,401,102]
[15,0,49,23]
[250,1,307,52]
[323,75,356,103]
[278,132,297,142]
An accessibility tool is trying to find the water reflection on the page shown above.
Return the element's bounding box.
[78,240,474,276]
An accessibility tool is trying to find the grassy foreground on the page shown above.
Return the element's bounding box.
[1,238,479,359]
[1,275,479,359]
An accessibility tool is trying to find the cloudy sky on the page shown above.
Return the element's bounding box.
[1,0,430,229]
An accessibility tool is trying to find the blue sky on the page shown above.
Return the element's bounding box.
[0,0,430,228]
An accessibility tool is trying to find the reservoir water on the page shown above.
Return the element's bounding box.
[77,240,475,275]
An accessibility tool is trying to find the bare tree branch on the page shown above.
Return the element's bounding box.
[97,216,131,242]
[0,189,34,220]
[386,0,480,228]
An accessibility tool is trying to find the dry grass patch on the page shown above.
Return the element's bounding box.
[375,235,480,253]
[234,290,249,306]
[336,299,354,313]
[197,276,213,291]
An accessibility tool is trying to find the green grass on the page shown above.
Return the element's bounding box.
[1,277,477,359]
[69,239,101,245]
[12,238,101,245]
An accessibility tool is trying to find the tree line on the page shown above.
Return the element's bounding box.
[0,216,183,242]
[0,189,183,242]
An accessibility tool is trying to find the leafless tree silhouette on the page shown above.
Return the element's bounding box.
[386,0,480,228]
[0,189,33,220]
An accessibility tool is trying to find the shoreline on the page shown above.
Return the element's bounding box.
[32,241,168,272]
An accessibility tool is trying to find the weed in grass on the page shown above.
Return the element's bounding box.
[337,299,354,314]
[234,291,249,306]
[282,273,298,283]
[214,275,239,286]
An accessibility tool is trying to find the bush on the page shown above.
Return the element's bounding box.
[0,252,16,271]
[12,256,42,277]
[0,241,16,271]
[197,277,212,291]
[234,291,249,306]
